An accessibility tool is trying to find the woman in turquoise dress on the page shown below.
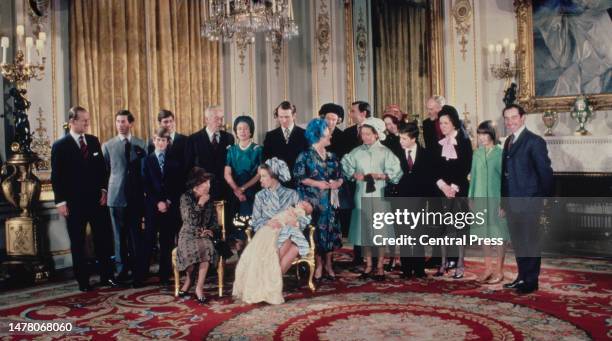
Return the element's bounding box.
[294,118,343,280]
[468,120,509,285]
[225,116,262,220]
[341,117,403,281]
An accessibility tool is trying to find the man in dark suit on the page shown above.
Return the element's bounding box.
[396,123,434,279]
[102,110,147,283]
[422,96,445,151]
[501,104,553,294]
[136,127,183,287]
[51,106,117,291]
[262,100,308,188]
[147,109,188,183]
[185,106,234,200]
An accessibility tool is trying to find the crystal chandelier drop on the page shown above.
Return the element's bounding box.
[202,0,299,45]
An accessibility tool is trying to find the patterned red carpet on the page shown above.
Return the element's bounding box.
[0,251,610,340]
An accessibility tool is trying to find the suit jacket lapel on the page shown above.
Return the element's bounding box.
[150,154,163,180]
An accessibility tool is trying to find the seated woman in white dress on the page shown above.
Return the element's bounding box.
[233,200,313,304]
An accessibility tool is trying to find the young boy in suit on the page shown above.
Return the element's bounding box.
[397,123,434,279]
[135,127,183,287]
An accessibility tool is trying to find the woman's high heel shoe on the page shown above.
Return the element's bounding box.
[358,269,372,280]
[433,266,448,277]
[177,290,191,298]
[195,295,207,304]
[452,269,464,279]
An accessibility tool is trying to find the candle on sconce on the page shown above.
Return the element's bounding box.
[509,42,516,52]
[288,0,294,19]
[1,36,9,65]
[25,37,33,64]
[226,0,230,14]
[488,44,495,55]
[36,39,44,54]
[16,25,25,37]
[38,32,46,42]
[503,38,510,48]
[272,0,276,13]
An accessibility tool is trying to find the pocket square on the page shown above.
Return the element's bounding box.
[93,152,99,156]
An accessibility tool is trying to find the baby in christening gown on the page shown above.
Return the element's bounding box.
[233,201,313,305]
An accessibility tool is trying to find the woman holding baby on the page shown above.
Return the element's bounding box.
[232,157,313,304]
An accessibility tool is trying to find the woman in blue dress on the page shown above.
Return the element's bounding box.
[224,116,262,220]
[294,118,343,280]
[250,158,311,273]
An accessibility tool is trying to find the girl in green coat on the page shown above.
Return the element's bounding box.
[468,121,509,284]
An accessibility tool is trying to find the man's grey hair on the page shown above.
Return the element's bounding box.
[429,95,446,107]
[205,106,223,118]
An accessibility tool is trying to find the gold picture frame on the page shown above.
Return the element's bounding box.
[515,0,612,113]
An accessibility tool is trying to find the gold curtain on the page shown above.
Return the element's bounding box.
[372,0,431,118]
[70,0,220,143]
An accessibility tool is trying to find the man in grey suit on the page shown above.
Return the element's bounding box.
[102,110,147,282]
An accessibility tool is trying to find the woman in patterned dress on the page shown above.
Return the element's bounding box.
[176,168,219,304]
[294,118,343,280]
[249,158,311,271]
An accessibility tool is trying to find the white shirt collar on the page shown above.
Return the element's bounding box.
[118,133,131,142]
[512,124,527,141]
[206,127,219,140]
[170,131,176,141]
[405,144,417,157]
[282,123,294,134]
[155,150,165,158]
[70,130,85,145]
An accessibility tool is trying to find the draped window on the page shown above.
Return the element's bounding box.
[70,0,220,142]
[372,0,432,118]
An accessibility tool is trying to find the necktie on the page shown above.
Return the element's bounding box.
[507,134,515,150]
[406,149,414,171]
[212,132,219,148]
[124,138,131,165]
[79,135,89,159]
[284,128,290,143]
[158,153,165,174]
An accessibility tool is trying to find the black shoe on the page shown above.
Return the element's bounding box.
[323,274,336,281]
[516,283,538,294]
[424,258,441,269]
[195,295,207,304]
[399,273,412,279]
[358,271,371,280]
[79,284,94,292]
[132,281,146,289]
[503,279,523,289]
[373,274,386,282]
[177,290,191,298]
[116,271,131,283]
[100,279,119,288]
[414,271,427,278]
[384,264,393,272]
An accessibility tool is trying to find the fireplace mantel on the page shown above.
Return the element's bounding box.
[544,136,612,174]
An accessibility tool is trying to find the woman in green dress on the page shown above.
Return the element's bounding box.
[468,120,509,284]
[341,117,403,281]
[224,116,263,220]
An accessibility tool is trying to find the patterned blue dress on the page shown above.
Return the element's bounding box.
[251,185,311,256]
[294,147,342,253]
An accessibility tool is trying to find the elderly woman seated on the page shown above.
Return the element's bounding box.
[175,168,219,304]
[232,158,313,304]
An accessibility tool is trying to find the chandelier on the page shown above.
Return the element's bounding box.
[202,0,299,44]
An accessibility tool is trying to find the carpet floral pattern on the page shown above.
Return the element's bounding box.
[0,252,610,340]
